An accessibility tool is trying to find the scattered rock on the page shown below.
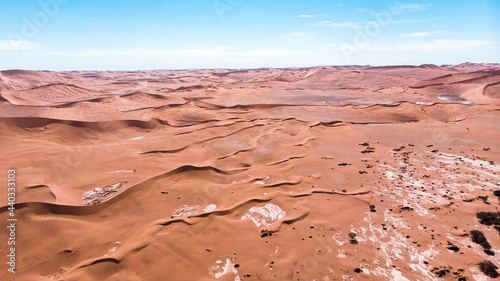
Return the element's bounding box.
[446,241,460,252]
[431,266,450,277]
[261,230,273,238]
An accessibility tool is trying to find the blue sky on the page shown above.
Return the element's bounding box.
[0,0,499,70]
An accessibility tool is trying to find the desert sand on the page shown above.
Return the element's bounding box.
[0,63,499,280]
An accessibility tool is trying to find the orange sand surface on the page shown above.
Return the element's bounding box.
[0,63,499,280]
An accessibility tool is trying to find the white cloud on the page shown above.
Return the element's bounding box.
[313,18,424,30]
[46,47,316,58]
[283,32,305,37]
[0,40,41,51]
[313,21,362,29]
[185,45,209,48]
[329,39,491,52]
[400,31,444,37]
[327,43,354,50]
[392,19,427,24]
[281,32,316,41]
[359,3,431,15]
[393,3,432,12]
[395,39,490,51]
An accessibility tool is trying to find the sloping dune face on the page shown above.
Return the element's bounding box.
[0,64,500,281]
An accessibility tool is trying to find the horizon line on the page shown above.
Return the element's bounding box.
[2,62,499,73]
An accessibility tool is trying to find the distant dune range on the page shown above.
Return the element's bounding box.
[0,63,499,280]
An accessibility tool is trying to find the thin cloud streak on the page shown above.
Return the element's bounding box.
[0,40,41,51]
[45,48,316,58]
[393,3,432,12]
[400,31,444,37]
[313,21,362,29]
[358,3,432,15]
[281,32,317,41]
[329,39,491,52]
[313,19,424,30]
[393,39,491,51]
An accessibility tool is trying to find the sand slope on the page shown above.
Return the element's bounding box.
[0,64,499,280]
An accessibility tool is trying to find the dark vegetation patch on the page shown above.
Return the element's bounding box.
[478,260,499,278]
[494,190,500,198]
[477,212,500,226]
[431,266,450,277]
[470,230,491,250]
[446,241,460,252]
[477,196,490,205]
[485,249,496,256]
[348,232,358,244]
[399,206,414,212]
[476,212,500,236]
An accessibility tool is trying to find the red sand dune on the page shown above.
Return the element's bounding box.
[0,64,500,280]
